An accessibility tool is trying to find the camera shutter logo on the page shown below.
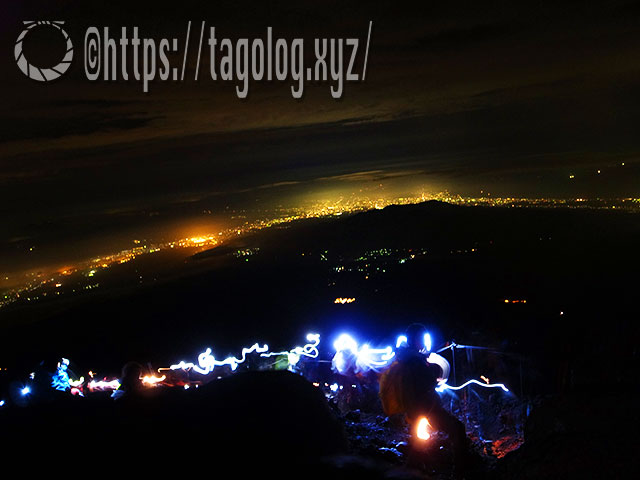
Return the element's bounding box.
[15,21,73,81]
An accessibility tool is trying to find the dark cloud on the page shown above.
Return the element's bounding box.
[0,112,157,142]
[0,0,639,271]
[415,22,519,51]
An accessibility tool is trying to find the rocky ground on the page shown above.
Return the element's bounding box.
[326,386,638,479]
[0,369,636,479]
[318,377,527,478]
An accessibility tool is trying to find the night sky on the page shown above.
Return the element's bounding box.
[1,1,640,271]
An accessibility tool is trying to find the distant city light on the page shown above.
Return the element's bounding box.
[2,193,639,312]
[334,297,355,304]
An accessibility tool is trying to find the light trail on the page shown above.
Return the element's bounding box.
[436,379,509,393]
[168,342,270,374]
[260,333,320,367]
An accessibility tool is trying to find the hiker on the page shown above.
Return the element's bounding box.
[112,361,144,400]
[379,323,469,468]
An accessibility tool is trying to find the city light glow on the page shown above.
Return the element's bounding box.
[3,194,637,311]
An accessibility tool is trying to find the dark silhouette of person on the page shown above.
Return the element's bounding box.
[112,361,144,400]
[380,323,470,471]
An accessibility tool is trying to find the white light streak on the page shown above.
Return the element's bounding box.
[332,334,396,374]
[426,352,450,385]
[435,379,509,393]
[260,333,321,368]
[396,335,407,348]
[69,377,85,387]
[424,333,432,352]
[87,379,121,391]
[170,343,269,375]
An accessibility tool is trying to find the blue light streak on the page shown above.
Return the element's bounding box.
[51,358,71,391]
[424,333,432,353]
[332,333,395,374]
[396,332,432,352]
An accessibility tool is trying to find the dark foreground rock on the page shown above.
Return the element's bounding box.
[0,371,347,472]
[495,392,639,480]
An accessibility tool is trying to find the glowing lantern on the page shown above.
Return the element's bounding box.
[416,417,432,440]
[142,374,166,386]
